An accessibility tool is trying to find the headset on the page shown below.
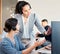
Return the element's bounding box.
[12,26,16,31]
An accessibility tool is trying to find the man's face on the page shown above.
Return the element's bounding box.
[42,21,48,27]
[22,5,31,18]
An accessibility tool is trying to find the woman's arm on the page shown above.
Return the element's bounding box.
[22,39,46,54]
[34,13,46,34]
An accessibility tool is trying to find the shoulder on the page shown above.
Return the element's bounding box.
[14,36,21,43]
[30,13,37,16]
[14,14,22,19]
[46,25,51,28]
[30,13,39,20]
[1,38,11,46]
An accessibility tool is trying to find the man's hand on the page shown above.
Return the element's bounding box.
[44,31,48,35]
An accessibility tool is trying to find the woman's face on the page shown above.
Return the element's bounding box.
[15,23,20,33]
[22,5,31,18]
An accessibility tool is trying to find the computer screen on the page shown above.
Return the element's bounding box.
[51,21,60,54]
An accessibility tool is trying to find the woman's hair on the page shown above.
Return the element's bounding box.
[15,1,31,14]
[4,18,18,32]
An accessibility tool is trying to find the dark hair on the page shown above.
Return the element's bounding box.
[15,1,31,14]
[41,19,48,22]
[4,18,18,32]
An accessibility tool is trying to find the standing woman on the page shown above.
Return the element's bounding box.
[14,1,46,44]
[0,18,45,54]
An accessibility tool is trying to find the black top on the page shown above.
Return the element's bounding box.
[37,25,52,42]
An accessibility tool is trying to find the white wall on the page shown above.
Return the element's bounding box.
[2,0,60,26]
[2,0,17,28]
[26,0,60,25]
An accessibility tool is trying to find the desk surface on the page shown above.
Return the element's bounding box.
[31,44,51,54]
[37,47,51,54]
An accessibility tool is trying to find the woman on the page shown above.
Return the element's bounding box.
[0,18,45,54]
[14,1,46,43]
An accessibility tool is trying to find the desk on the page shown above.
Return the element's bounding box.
[31,44,51,54]
[37,47,51,54]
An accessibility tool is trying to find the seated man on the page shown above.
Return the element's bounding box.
[36,19,52,49]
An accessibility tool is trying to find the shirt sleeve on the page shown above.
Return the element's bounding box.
[34,13,46,34]
[46,26,52,35]
[16,36,26,50]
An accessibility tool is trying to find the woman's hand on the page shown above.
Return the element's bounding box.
[33,38,46,47]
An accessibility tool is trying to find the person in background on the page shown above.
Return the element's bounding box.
[14,1,47,45]
[0,18,45,54]
[36,19,51,42]
[36,19,52,49]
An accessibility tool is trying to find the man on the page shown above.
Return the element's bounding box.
[36,19,52,49]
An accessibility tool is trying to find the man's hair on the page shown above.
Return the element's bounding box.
[41,19,48,22]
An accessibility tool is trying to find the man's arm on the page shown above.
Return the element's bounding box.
[46,26,52,35]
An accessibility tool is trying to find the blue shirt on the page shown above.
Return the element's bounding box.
[0,36,25,54]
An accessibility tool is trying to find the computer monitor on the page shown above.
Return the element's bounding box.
[51,21,60,54]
